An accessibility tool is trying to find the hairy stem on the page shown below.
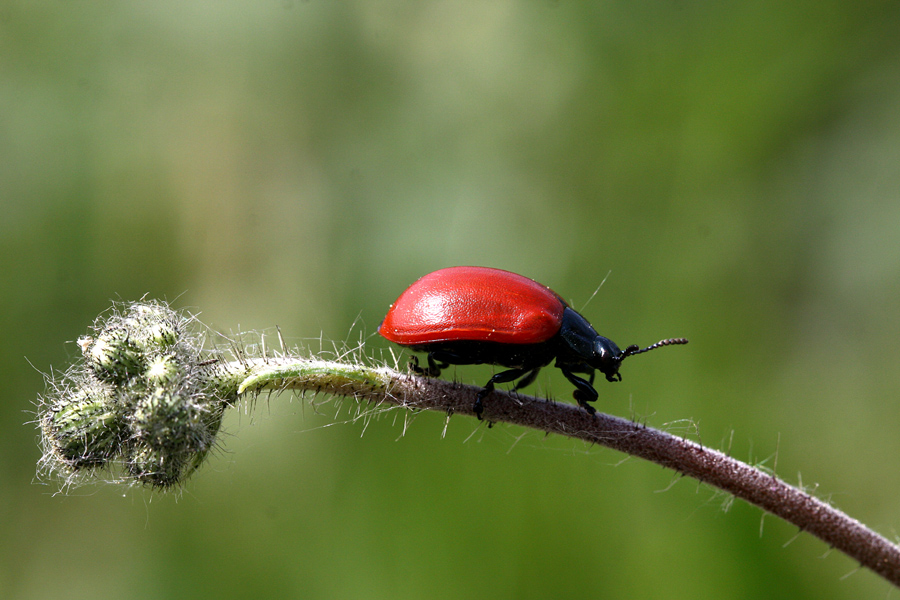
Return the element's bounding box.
[36,297,900,586]
[238,356,900,587]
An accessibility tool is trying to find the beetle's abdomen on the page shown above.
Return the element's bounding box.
[379,267,566,346]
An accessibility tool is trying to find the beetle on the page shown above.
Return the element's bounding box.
[378,266,687,419]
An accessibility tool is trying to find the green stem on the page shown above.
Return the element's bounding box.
[236,358,391,397]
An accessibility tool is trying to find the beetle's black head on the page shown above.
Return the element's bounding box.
[592,336,625,382]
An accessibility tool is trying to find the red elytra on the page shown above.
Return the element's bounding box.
[379,266,566,346]
[379,266,688,419]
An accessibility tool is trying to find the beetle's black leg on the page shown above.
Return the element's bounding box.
[408,353,447,377]
[566,362,595,386]
[473,382,493,420]
[559,367,598,414]
[408,355,425,373]
[511,368,542,393]
[474,367,531,419]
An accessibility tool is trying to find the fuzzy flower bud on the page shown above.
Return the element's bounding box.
[37,300,243,490]
[84,326,144,384]
[40,380,122,469]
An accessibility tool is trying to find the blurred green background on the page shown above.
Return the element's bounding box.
[4,1,900,598]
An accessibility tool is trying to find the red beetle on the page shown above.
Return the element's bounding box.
[379,266,687,418]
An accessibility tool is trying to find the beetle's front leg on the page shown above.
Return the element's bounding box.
[559,367,598,414]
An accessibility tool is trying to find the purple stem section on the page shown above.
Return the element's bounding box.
[372,372,900,586]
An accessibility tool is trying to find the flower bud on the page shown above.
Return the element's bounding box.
[126,303,181,349]
[41,382,122,469]
[145,354,182,387]
[127,386,226,488]
[87,326,145,383]
[39,300,238,490]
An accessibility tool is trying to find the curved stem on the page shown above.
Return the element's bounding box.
[236,356,900,587]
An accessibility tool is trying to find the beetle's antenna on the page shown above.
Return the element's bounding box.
[621,338,688,360]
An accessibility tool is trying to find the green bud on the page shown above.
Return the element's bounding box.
[126,303,181,349]
[145,354,183,387]
[87,327,145,383]
[125,442,189,488]
[146,321,178,348]
[41,383,123,469]
[126,384,225,489]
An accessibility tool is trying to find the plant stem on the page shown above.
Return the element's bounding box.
[236,356,900,587]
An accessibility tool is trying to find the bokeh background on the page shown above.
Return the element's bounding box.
[4,2,900,598]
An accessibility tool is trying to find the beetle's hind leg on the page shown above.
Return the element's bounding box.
[511,368,541,393]
[408,353,448,377]
[473,367,532,419]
